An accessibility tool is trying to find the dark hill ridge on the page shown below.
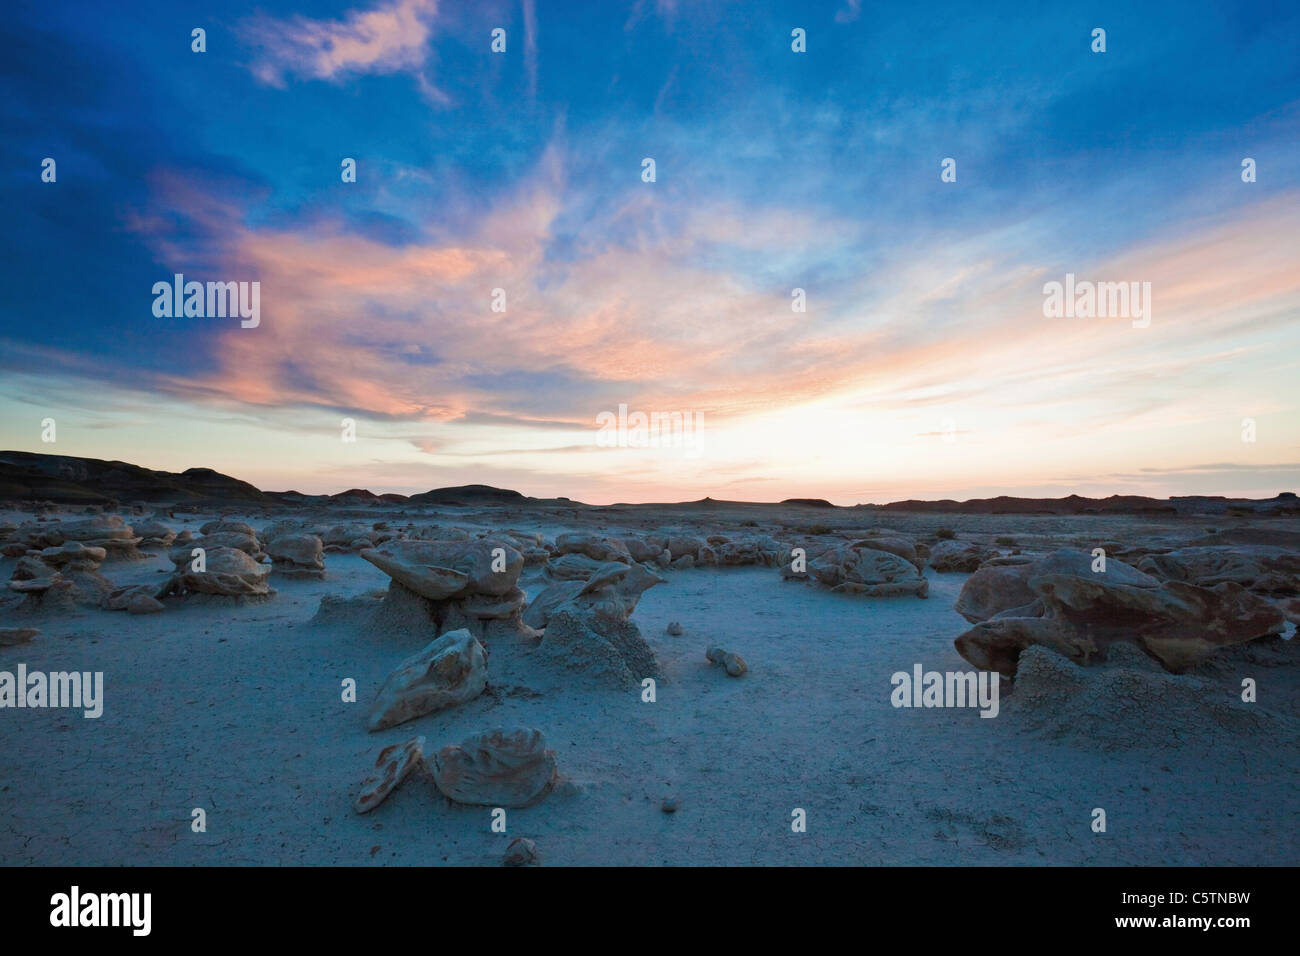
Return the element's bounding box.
[0,451,1295,514]
[0,451,267,504]
[878,493,1178,515]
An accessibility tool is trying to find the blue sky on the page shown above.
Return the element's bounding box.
[2,0,1298,502]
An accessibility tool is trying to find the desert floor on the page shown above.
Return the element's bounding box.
[2,505,1296,866]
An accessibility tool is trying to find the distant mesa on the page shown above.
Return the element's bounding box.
[781,497,836,508]
[408,484,526,506]
[330,488,412,504]
[878,494,1179,515]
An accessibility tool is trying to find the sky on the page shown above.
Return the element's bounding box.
[1,0,1298,504]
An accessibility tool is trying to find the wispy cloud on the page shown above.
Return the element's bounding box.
[241,0,442,97]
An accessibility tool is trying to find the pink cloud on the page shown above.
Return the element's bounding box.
[241,0,442,95]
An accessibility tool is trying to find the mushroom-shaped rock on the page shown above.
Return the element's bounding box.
[39,541,107,570]
[133,519,176,548]
[367,629,488,731]
[362,540,521,599]
[430,728,558,808]
[52,515,143,558]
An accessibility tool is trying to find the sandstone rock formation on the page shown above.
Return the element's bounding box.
[354,736,426,813]
[807,543,929,597]
[429,728,557,808]
[267,533,325,577]
[1137,546,1300,595]
[532,562,663,687]
[161,546,272,598]
[8,542,114,609]
[367,629,488,731]
[953,549,1285,675]
[132,518,176,549]
[361,539,532,643]
[928,539,995,573]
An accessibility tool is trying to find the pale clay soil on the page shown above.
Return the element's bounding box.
[1,505,1296,866]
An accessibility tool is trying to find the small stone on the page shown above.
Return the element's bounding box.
[503,837,540,867]
[706,645,748,677]
[661,797,679,814]
[666,621,683,636]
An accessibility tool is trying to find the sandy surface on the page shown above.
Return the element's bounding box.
[1,505,1296,866]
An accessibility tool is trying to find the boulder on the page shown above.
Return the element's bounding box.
[553,532,631,564]
[713,535,784,567]
[928,539,995,573]
[848,536,922,572]
[163,547,272,597]
[267,533,325,576]
[808,544,928,598]
[104,583,169,611]
[133,518,176,548]
[954,552,1286,676]
[38,541,106,570]
[1138,546,1300,595]
[200,519,259,538]
[664,534,704,560]
[354,736,426,813]
[367,629,488,731]
[170,532,264,566]
[50,515,143,560]
[362,540,521,599]
[545,552,607,581]
[429,728,558,808]
[953,549,1158,624]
